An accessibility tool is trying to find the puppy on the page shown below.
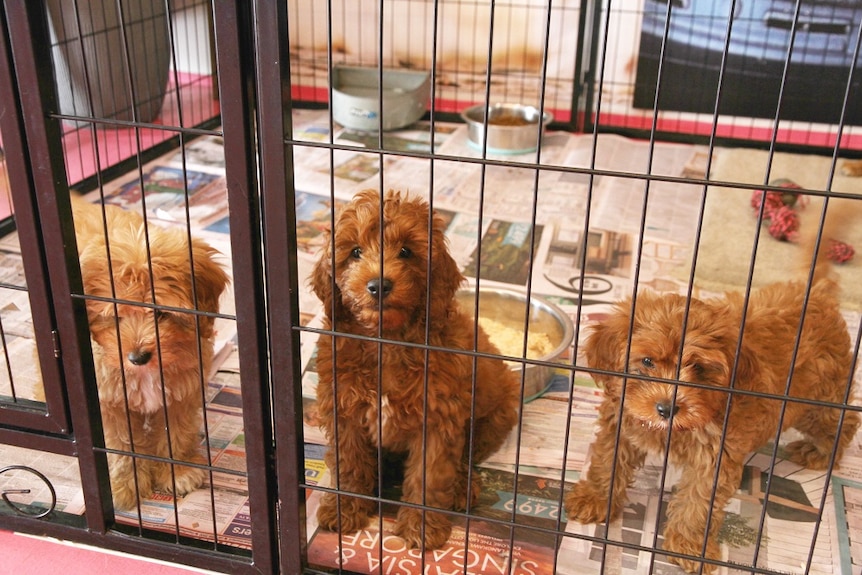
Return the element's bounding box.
[841,159,862,177]
[565,206,860,573]
[310,189,520,549]
[72,195,229,510]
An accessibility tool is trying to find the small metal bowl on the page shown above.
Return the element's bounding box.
[461,103,553,154]
[456,287,574,400]
[330,65,431,132]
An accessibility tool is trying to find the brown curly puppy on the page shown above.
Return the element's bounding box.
[566,215,860,573]
[310,189,520,550]
[73,196,229,510]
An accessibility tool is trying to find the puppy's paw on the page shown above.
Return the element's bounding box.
[394,507,451,550]
[317,493,373,534]
[564,480,619,524]
[785,440,829,470]
[166,464,207,497]
[663,525,718,574]
[111,483,143,511]
[453,472,481,512]
[110,472,152,510]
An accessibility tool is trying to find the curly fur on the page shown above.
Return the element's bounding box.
[311,189,520,549]
[565,206,860,573]
[73,196,229,510]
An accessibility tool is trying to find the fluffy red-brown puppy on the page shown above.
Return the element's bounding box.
[73,195,229,510]
[566,205,860,573]
[311,189,520,549]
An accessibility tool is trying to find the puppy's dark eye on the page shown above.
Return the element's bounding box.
[398,246,412,259]
[641,357,655,369]
[154,310,170,322]
[350,247,362,259]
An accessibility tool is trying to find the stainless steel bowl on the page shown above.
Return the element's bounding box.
[455,287,574,400]
[330,66,431,132]
[461,103,553,154]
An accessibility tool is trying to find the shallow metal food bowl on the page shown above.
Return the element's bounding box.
[455,287,574,400]
[461,103,553,154]
[330,65,431,132]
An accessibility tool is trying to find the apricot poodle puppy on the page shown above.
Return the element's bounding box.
[311,189,520,549]
[566,233,859,572]
[73,196,229,510]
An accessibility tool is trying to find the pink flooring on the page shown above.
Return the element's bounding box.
[0,72,219,223]
[0,529,219,575]
[60,73,220,186]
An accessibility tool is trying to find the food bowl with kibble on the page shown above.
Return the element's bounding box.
[455,287,574,401]
[330,65,431,132]
[461,103,553,154]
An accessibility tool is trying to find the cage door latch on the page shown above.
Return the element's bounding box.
[52,329,61,359]
[0,465,57,518]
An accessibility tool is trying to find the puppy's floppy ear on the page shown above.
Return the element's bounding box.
[428,210,464,308]
[76,241,111,324]
[689,299,761,389]
[190,238,230,314]
[583,300,632,395]
[722,330,762,390]
[310,229,347,322]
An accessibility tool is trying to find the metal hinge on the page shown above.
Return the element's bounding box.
[52,330,61,359]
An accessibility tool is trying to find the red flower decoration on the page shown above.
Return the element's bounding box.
[767,205,799,241]
[827,240,855,263]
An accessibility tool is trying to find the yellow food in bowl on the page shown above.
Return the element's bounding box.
[478,316,555,362]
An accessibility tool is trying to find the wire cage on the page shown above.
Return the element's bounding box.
[1,1,861,575]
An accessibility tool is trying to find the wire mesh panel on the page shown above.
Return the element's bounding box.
[0,1,275,572]
[277,1,862,574]
[0,4,74,436]
[0,143,44,414]
[47,0,271,560]
[43,0,247,549]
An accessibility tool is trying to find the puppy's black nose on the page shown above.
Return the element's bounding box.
[128,350,153,366]
[367,278,393,299]
[655,401,679,420]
